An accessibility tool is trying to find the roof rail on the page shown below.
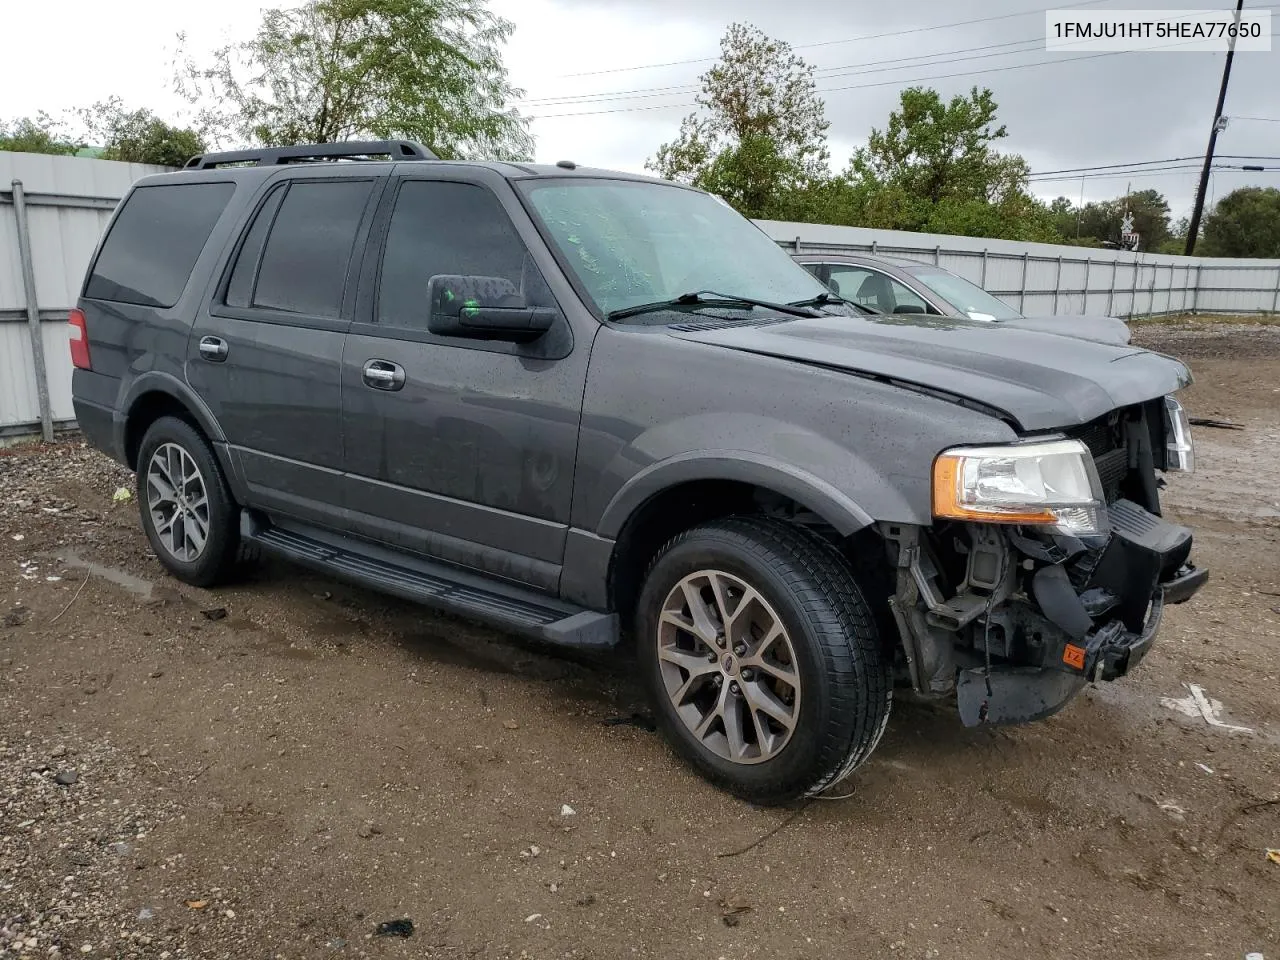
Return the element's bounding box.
[184,140,437,170]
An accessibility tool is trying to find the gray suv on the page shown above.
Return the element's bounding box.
[70,140,1206,803]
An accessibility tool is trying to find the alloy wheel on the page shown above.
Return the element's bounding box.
[656,569,801,764]
[145,442,210,563]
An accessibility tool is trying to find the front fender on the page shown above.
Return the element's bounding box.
[597,449,878,539]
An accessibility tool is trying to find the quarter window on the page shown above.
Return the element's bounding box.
[86,183,234,308]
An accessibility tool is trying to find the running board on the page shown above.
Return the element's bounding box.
[241,515,619,650]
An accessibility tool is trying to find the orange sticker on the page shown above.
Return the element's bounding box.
[1063,644,1086,670]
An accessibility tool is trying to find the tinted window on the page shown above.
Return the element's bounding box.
[378,180,533,329]
[253,180,373,319]
[86,183,234,308]
[225,186,286,309]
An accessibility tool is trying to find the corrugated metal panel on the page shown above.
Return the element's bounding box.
[1,152,169,431]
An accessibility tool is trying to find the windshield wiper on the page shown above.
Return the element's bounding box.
[607,290,820,322]
[788,291,878,315]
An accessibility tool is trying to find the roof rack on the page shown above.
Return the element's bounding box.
[184,140,437,170]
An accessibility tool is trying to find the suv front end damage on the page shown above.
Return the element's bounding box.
[883,395,1207,725]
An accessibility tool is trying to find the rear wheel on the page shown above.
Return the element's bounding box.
[135,416,251,587]
[636,517,892,805]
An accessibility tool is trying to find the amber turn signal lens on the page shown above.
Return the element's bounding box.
[932,452,1062,525]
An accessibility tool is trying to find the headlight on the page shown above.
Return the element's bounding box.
[932,438,1105,536]
[1163,396,1194,473]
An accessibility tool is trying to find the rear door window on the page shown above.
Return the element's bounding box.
[86,182,234,308]
[248,179,374,319]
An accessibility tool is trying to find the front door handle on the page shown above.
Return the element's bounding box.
[198,336,229,362]
[362,359,405,391]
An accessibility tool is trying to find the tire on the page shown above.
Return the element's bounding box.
[636,517,892,805]
[135,416,253,587]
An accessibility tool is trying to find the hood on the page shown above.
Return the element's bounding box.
[1001,314,1131,346]
[668,313,1189,431]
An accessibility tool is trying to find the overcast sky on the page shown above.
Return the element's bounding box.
[3,0,1277,219]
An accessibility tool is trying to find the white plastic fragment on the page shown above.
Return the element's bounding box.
[1159,683,1254,735]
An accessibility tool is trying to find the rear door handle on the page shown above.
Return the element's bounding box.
[198,336,229,362]
[362,359,405,391]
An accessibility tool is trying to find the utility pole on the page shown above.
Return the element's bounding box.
[1185,0,1244,255]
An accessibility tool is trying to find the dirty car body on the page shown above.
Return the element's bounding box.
[69,141,1205,803]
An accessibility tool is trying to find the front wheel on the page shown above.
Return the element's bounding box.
[636,517,892,805]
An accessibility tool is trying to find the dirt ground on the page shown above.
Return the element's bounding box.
[2,319,1277,960]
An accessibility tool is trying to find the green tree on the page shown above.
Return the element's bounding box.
[1199,187,1280,258]
[0,115,81,156]
[78,99,206,167]
[647,23,831,220]
[176,0,532,160]
[1050,189,1172,251]
[843,87,1056,241]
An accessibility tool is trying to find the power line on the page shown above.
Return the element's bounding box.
[1230,115,1280,122]
[1028,164,1278,185]
[552,0,1115,79]
[527,7,1279,116]
[1027,155,1280,177]
[530,49,1132,120]
[523,37,1048,107]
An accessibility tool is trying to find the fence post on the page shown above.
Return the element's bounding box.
[1191,264,1202,314]
[934,245,941,266]
[11,180,54,443]
[870,240,877,256]
[1019,252,1030,313]
[1107,259,1118,316]
[1082,258,1091,314]
[980,249,989,287]
[1272,266,1280,313]
[1052,256,1063,313]
[1130,258,1140,319]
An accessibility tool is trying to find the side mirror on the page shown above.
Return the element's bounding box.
[426,275,556,342]
[893,303,925,315]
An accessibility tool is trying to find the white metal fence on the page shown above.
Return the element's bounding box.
[1,152,167,439]
[2,152,1279,440]
[757,220,1280,319]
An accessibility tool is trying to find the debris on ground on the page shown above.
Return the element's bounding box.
[560,804,576,817]
[53,769,78,786]
[200,607,227,621]
[111,487,132,502]
[1267,849,1280,866]
[184,900,208,910]
[719,897,752,927]
[600,713,657,732]
[1187,417,1243,430]
[503,719,520,730]
[1159,683,1255,735]
[374,919,414,938]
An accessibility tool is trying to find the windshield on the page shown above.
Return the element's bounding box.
[520,178,832,319]
[904,265,1022,321]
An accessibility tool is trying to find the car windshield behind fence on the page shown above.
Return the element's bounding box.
[521,179,832,319]
[905,266,1022,321]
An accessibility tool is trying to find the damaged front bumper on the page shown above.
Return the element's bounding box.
[884,498,1208,726]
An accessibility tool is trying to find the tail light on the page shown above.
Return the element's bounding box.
[69,308,91,370]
